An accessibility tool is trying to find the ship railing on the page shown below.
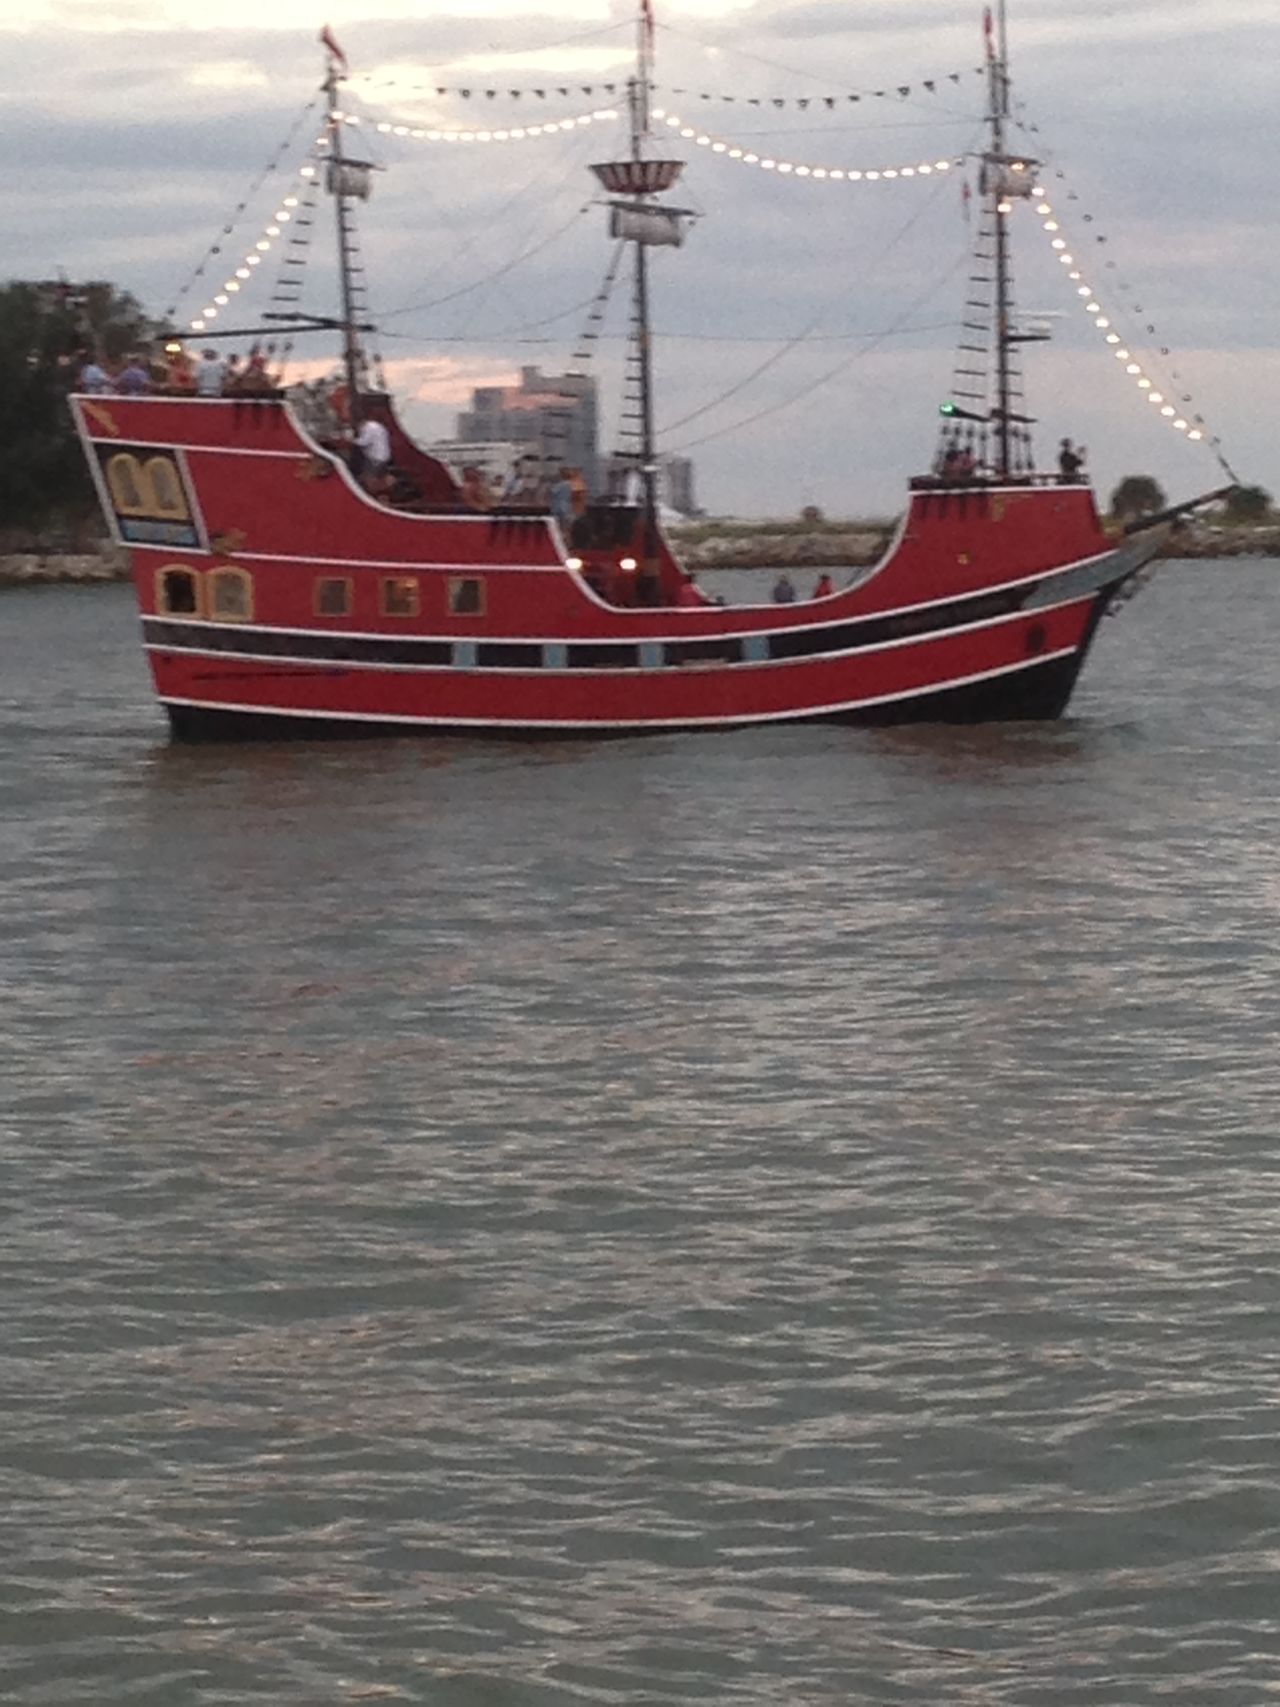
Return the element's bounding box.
[909,471,1092,492]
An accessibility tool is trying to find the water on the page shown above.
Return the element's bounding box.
[3,564,1280,1705]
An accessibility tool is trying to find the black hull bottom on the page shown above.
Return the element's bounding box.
[163,609,1107,743]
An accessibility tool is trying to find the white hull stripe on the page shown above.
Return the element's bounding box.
[142,578,1109,672]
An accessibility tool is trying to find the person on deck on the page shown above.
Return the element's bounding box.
[459,465,494,512]
[78,355,110,394]
[568,467,589,517]
[812,572,836,599]
[168,348,196,393]
[549,467,575,530]
[772,572,797,604]
[195,349,226,397]
[1058,438,1085,483]
[353,415,392,490]
[676,573,705,607]
[114,353,151,395]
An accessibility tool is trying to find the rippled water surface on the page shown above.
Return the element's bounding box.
[4,566,1280,1705]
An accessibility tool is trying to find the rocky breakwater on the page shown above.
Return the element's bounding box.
[671,521,894,571]
[0,547,129,586]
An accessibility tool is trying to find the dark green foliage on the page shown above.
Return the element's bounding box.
[1108,474,1167,520]
[0,280,160,539]
[1222,484,1272,524]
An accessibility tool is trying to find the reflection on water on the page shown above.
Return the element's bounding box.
[3,566,1280,1705]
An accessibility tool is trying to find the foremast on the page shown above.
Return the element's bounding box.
[320,35,375,429]
[981,1,1038,479]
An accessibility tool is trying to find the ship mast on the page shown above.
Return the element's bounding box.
[982,0,1038,480]
[629,7,659,596]
[590,4,689,602]
[322,42,366,428]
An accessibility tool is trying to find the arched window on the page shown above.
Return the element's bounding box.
[106,453,146,515]
[156,566,200,616]
[208,567,253,622]
[144,456,189,519]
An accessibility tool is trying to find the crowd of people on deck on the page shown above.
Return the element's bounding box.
[77,344,281,397]
[932,435,1089,486]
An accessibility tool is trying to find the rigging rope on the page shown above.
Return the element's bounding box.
[165,96,322,323]
[660,151,969,445]
[1012,124,1237,478]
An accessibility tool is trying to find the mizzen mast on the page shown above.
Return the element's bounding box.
[981,1,1039,478]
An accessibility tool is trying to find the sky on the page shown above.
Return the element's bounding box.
[3,0,1276,516]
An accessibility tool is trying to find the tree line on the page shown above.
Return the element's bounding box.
[0,274,1271,548]
[0,279,165,546]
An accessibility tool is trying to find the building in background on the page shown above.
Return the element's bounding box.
[602,451,701,518]
[659,453,699,518]
[454,366,599,492]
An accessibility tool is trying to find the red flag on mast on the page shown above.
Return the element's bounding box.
[319,24,348,71]
[982,7,995,57]
[641,0,655,51]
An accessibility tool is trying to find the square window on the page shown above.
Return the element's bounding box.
[381,577,420,618]
[448,576,485,616]
[315,577,352,617]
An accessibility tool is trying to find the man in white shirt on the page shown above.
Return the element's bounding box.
[195,350,226,396]
[353,415,392,490]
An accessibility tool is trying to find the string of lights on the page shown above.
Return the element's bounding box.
[353,105,619,144]
[652,109,959,181]
[1028,186,1234,468]
[188,156,323,334]
[164,97,321,324]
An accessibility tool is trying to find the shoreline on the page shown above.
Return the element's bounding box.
[3,524,1277,586]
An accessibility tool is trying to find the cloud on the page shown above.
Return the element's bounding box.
[2,0,1276,513]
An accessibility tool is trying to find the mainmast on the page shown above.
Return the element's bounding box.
[589,2,690,602]
[629,11,659,594]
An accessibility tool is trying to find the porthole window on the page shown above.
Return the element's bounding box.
[448,576,485,616]
[156,565,199,616]
[380,577,420,618]
[208,566,253,622]
[315,577,352,617]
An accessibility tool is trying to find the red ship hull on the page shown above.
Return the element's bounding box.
[73,393,1161,738]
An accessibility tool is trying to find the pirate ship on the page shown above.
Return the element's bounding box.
[71,4,1229,739]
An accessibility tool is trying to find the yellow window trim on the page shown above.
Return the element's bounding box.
[155,563,202,618]
[107,452,190,521]
[208,565,254,624]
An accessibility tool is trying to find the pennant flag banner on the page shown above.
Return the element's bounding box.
[353,67,983,108]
